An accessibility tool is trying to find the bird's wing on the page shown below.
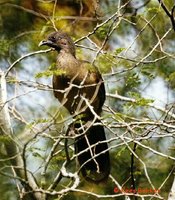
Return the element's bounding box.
[79,61,106,112]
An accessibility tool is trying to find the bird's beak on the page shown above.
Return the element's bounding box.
[38,40,60,51]
[39,40,53,47]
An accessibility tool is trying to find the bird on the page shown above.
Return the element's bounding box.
[39,31,110,182]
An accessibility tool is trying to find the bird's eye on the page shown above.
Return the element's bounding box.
[49,36,56,40]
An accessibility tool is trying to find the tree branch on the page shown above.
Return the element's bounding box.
[168,171,175,200]
[0,70,41,200]
[158,0,175,31]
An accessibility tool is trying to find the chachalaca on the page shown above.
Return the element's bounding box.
[39,31,110,182]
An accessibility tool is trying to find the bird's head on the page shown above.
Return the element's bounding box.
[39,31,75,56]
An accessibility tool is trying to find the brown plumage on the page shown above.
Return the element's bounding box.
[39,31,110,182]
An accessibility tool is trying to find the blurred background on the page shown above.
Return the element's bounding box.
[0,0,175,199]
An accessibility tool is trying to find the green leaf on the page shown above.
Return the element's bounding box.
[96,23,111,40]
[168,72,175,88]
[96,53,116,73]
[0,39,10,56]
[114,112,125,122]
[115,47,126,55]
[147,7,160,13]
[35,66,66,78]
[128,92,154,106]
[26,118,49,129]
[125,73,141,88]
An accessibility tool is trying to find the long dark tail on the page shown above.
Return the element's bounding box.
[74,120,110,182]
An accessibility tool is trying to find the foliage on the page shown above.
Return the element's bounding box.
[35,63,66,78]
[0,0,175,200]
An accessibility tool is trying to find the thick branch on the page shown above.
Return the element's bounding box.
[158,0,175,31]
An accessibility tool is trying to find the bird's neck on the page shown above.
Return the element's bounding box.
[57,50,79,70]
